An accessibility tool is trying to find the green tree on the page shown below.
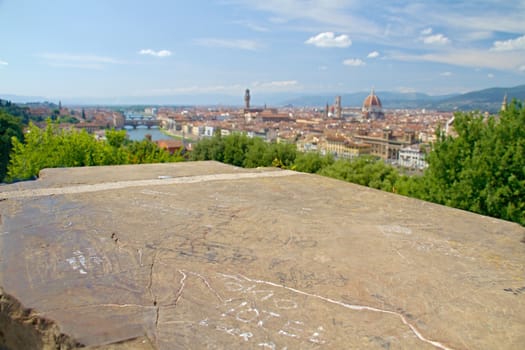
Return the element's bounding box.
[106,129,128,148]
[419,100,525,225]
[7,121,182,182]
[293,152,334,173]
[190,132,225,162]
[0,111,24,182]
[265,142,297,168]
[243,137,270,167]
[191,133,298,169]
[223,133,251,166]
[7,122,112,181]
[318,156,399,191]
[125,138,174,164]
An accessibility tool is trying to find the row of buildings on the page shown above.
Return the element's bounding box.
[152,90,451,169]
[28,89,455,170]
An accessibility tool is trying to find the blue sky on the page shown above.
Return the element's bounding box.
[1,0,524,104]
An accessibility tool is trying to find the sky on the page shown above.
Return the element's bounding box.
[0,0,524,104]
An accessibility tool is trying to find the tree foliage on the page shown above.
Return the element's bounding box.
[0,110,24,182]
[0,100,34,124]
[6,122,182,182]
[191,132,296,168]
[417,100,525,225]
[292,152,334,174]
[318,156,400,191]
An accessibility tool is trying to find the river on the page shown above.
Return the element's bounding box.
[124,126,171,141]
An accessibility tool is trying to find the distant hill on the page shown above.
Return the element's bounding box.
[0,94,49,104]
[280,91,457,109]
[280,85,525,111]
[433,85,525,112]
[3,84,524,110]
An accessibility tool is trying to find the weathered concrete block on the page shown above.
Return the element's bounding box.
[1,162,524,349]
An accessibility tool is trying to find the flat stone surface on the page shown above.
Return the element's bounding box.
[1,161,524,349]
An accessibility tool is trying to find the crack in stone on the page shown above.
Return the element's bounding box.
[147,252,158,305]
[34,303,156,315]
[146,251,159,349]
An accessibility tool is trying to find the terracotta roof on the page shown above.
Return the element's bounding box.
[363,90,382,109]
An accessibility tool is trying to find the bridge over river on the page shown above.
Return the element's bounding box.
[123,118,161,129]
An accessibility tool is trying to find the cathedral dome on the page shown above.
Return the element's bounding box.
[362,89,382,110]
[362,89,384,119]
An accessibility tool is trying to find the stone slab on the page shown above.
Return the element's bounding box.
[1,161,524,349]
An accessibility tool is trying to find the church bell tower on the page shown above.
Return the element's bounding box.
[244,89,251,109]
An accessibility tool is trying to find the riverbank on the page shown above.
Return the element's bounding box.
[160,128,197,143]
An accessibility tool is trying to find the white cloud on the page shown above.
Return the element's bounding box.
[145,84,243,95]
[388,48,525,71]
[305,32,351,48]
[38,53,123,69]
[230,1,382,38]
[0,59,7,65]
[233,20,269,32]
[490,35,525,52]
[367,51,379,58]
[440,71,452,76]
[139,49,172,57]
[40,53,120,64]
[421,27,433,35]
[343,58,365,66]
[195,38,260,50]
[487,73,494,78]
[254,80,298,88]
[231,1,523,51]
[520,65,525,72]
[142,80,300,95]
[461,31,492,41]
[423,33,450,45]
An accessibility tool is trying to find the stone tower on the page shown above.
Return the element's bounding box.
[335,96,342,119]
[244,89,251,109]
[501,93,508,112]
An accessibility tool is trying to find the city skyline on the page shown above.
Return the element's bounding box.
[1,0,524,104]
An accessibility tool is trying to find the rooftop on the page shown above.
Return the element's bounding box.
[1,162,524,349]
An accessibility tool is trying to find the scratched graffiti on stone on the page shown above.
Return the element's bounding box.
[152,270,454,350]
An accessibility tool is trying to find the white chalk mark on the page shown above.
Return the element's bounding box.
[173,270,187,305]
[236,308,260,323]
[395,249,408,262]
[239,332,253,341]
[273,298,298,310]
[234,273,455,350]
[187,270,224,302]
[257,310,281,327]
[309,326,326,344]
[66,249,104,275]
[0,170,298,199]
[224,281,245,292]
[137,248,143,266]
[278,320,304,339]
